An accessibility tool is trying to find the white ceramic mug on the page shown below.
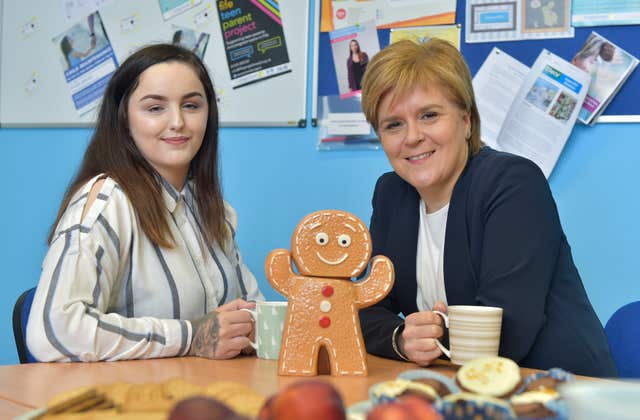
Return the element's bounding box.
[241,301,287,360]
[433,305,503,365]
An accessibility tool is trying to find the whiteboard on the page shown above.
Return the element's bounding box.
[0,0,309,127]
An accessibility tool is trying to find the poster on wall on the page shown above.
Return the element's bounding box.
[60,0,114,23]
[328,0,456,31]
[158,0,203,21]
[171,26,211,59]
[52,11,118,116]
[329,20,379,99]
[465,0,573,43]
[571,32,639,124]
[216,0,291,88]
[572,0,640,27]
[390,24,461,48]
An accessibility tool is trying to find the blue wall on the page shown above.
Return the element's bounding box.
[2,0,639,365]
[2,122,640,365]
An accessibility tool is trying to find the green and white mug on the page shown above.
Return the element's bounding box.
[242,301,287,360]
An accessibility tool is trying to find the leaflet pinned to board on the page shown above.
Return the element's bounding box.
[60,0,114,23]
[329,20,379,99]
[474,48,591,178]
[570,32,639,125]
[465,0,573,43]
[52,11,118,116]
[158,0,203,21]
[216,0,291,89]
[326,0,455,31]
[390,24,461,49]
[572,0,640,27]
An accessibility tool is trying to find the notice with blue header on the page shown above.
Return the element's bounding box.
[52,11,117,116]
[216,0,291,89]
[572,0,640,27]
[466,0,573,43]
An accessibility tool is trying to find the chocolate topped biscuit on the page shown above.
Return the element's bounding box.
[512,401,557,418]
[525,376,562,392]
[411,378,452,397]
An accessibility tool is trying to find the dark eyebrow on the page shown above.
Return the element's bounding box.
[138,92,204,102]
[379,103,444,124]
[378,116,400,126]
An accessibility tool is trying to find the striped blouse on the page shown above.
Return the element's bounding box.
[27,174,263,362]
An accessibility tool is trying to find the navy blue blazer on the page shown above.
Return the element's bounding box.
[360,147,617,377]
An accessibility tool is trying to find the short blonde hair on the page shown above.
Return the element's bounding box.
[361,39,482,155]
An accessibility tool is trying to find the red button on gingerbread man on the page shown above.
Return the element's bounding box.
[265,210,394,376]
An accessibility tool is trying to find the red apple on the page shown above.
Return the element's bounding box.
[168,396,248,420]
[366,396,442,420]
[396,394,442,420]
[366,402,414,420]
[268,380,346,420]
[258,395,275,420]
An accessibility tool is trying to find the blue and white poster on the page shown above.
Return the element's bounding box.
[52,11,117,116]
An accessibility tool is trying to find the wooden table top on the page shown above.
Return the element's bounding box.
[0,398,32,419]
[0,355,549,417]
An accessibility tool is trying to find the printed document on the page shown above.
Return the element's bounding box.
[473,47,529,149]
[494,50,591,178]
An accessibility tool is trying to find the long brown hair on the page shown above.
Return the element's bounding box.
[48,44,225,248]
[349,39,366,62]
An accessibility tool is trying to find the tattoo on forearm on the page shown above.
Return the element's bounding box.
[189,312,221,358]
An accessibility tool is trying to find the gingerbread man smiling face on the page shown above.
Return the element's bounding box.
[266,209,394,376]
[292,211,371,278]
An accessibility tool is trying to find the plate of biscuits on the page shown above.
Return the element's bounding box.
[348,356,575,420]
[15,378,265,419]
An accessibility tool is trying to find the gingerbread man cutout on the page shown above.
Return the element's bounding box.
[265,210,394,376]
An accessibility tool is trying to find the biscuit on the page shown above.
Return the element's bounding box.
[96,382,132,408]
[44,386,117,417]
[41,408,121,419]
[46,386,97,409]
[456,356,521,397]
[220,390,265,418]
[44,412,165,420]
[370,379,439,404]
[42,379,260,419]
[204,381,265,418]
[510,389,559,418]
[204,381,252,400]
[514,367,574,396]
[163,378,204,400]
[412,378,453,397]
[121,383,172,412]
[525,375,562,392]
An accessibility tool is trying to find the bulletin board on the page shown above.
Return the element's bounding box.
[0,0,310,127]
[316,0,640,123]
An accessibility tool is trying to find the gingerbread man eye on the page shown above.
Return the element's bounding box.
[338,234,351,247]
[315,232,329,246]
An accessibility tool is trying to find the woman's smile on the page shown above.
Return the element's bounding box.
[407,150,435,162]
[161,135,190,145]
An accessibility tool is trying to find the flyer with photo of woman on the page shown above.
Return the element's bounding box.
[329,20,379,99]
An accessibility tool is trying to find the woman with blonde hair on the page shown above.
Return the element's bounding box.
[358,39,616,377]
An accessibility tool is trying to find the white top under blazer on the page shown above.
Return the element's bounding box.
[416,200,448,312]
[27,174,262,362]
